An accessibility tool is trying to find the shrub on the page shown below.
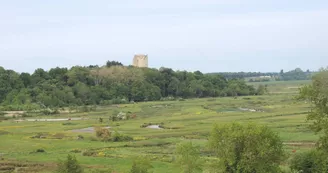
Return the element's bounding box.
[21,112,31,117]
[290,150,328,173]
[77,135,84,140]
[140,123,152,128]
[62,122,76,126]
[70,149,82,153]
[30,132,48,139]
[55,154,83,173]
[0,130,9,135]
[175,142,203,173]
[130,156,153,173]
[36,149,45,153]
[94,127,111,141]
[79,105,90,112]
[111,131,133,142]
[82,150,97,157]
[42,108,60,115]
[52,133,66,139]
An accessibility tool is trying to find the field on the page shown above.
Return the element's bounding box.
[0,80,317,172]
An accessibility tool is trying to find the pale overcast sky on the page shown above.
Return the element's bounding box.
[0,0,327,73]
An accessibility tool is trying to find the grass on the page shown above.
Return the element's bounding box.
[0,80,317,172]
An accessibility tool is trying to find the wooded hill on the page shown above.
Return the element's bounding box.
[0,61,264,110]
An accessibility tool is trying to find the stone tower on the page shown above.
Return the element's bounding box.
[132,54,148,67]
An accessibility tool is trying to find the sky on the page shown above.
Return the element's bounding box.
[0,0,327,73]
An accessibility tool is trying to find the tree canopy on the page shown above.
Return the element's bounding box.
[208,122,285,173]
[0,62,263,110]
[298,68,328,150]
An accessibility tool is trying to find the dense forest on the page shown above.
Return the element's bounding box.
[0,61,263,111]
[210,68,312,82]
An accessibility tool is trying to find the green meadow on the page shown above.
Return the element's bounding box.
[0,80,317,172]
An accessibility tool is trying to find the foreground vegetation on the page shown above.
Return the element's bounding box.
[1,64,327,172]
[0,78,319,172]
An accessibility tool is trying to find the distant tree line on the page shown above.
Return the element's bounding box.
[208,72,278,79]
[277,68,312,81]
[0,62,264,110]
[210,68,313,82]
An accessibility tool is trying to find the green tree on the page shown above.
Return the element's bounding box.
[106,60,123,67]
[55,154,83,173]
[130,156,153,173]
[175,142,203,173]
[208,122,285,173]
[19,72,32,87]
[256,84,266,95]
[298,69,328,150]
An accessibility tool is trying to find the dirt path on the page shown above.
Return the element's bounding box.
[283,142,316,147]
[16,118,85,122]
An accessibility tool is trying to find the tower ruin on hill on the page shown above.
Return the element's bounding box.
[132,54,148,68]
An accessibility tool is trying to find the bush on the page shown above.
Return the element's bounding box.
[55,154,83,173]
[130,156,153,173]
[82,150,97,157]
[62,122,76,126]
[290,150,328,173]
[52,133,66,139]
[0,130,9,135]
[70,149,82,153]
[79,106,90,112]
[41,108,60,115]
[21,112,31,117]
[94,127,111,141]
[111,131,133,142]
[36,149,45,153]
[175,142,203,173]
[77,135,84,140]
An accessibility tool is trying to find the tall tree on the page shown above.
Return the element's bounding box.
[175,142,203,173]
[208,122,285,173]
[298,68,328,150]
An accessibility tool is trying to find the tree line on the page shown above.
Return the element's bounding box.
[0,61,265,110]
[210,68,313,82]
